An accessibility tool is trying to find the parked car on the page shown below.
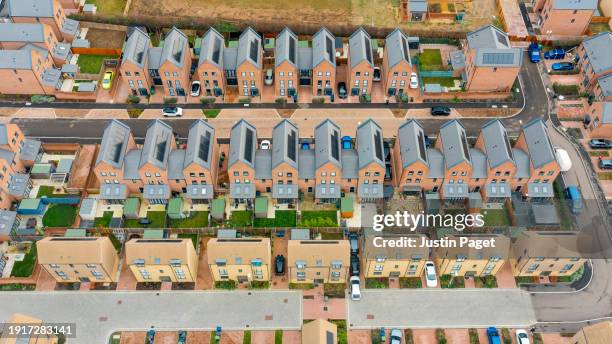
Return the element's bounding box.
[486,327,501,344]
[589,138,612,149]
[350,254,360,276]
[275,255,285,276]
[409,72,419,89]
[260,140,271,150]
[544,48,565,59]
[373,67,381,81]
[554,147,572,172]
[528,43,541,63]
[102,71,113,90]
[350,276,361,301]
[178,330,187,344]
[425,261,437,287]
[162,107,183,117]
[515,330,530,344]
[599,158,612,170]
[390,329,403,344]
[190,81,201,97]
[431,106,451,116]
[551,62,574,71]
[138,218,152,226]
[337,82,347,99]
[264,69,273,86]
[348,232,359,254]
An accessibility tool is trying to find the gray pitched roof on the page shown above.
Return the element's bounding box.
[19,138,41,161]
[553,0,597,10]
[0,23,45,43]
[349,28,374,69]
[184,119,215,170]
[314,119,342,169]
[198,28,224,68]
[469,148,487,179]
[7,0,54,17]
[312,27,336,68]
[408,0,428,12]
[439,120,471,169]
[122,27,150,68]
[275,27,298,68]
[0,125,8,145]
[0,210,17,236]
[160,27,189,68]
[147,47,163,70]
[96,120,132,169]
[597,74,612,98]
[255,150,272,179]
[341,149,359,179]
[123,149,141,180]
[512,148,530,179]
[521,119,555,169]
[272,119,299,169]
[237,27,262,69]
[139,120,174,170]
[385,28,411,69]
[467,25,522,67]
[229,119,257,169]
[582,32,612,74]
[427,148,445,178]
[481,119,514,169]
[0,50,33,69]
[298,149,315,179]
[298,47,313,70]
[223,47,238,70]
[356,119,384,169]
[100,184,128,200]
[168,149,185,180]
[398,120,428,168]
[602,102,612,124]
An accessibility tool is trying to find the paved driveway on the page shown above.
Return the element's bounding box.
[348,289,536,329]
[0,291,302,344]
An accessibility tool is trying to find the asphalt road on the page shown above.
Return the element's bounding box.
[11,53,546,141]
[0,290,302,344]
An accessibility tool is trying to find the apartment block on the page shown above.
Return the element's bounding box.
[313,120,342,202]
[0,23,71,66]
[475,119,516,200]
[229,120,257,204]
[382,28,413,96]
[570,321,612,344]
[37,236,119,283]
[355,119,385,202]
[0,314,58,344]
[436,120,473,199]
[275,28,299,99]
[311,27,337,99]
[0,124,40,210]
[511,231,588,277]
[535,0,596,36]
[348,28,374,97]
[0,45,62,95]
[363,233,428,278]
[586,101,612,139]
[197,28,226,99]
[576,32,612,95]
[207,234,271,283]
[125,238,198,283]
[270,120,299,203]
[120,27,154,97]
[288,229,349,284]
[434,234,510,277]
[1,0,79,42]
[463,25,522,92]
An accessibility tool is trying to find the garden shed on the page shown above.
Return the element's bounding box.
[17,198,46,215]
[254,197,268,218]
[123,198,140,219]
[79,198,97,221]
[211,199,225,221]
[167,197,186,220]
[340,196,354,218]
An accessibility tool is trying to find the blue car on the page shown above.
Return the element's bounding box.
[544,48,566,59]
[528,43,541,63]
[552,62,574,71]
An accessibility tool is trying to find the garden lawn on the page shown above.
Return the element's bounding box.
[440,275,465,288]
[481,208,511,227]
[365,278,389,289]
[230,211,253,227]
[419,49,444,71]
[36,185,66,198]
[94,211,113,228]
[123,211,167,228]
[422,77,462,87]
[253,210,296,227]
[10,243,37,277]
[85,0,125,15]
[202,109,221,118]
[399,277,422,288]
[77,54,118,74]
[42,204,77,227]
[169,211,209,228]
[178,233,199,249]
[299,210,338,227]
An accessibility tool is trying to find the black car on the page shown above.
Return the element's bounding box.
[350,254,360,276]
[348,233,359,255]
[431,106,451,116]
[589,139,612,149]
[275,255,285,275]
[337,82,347,99]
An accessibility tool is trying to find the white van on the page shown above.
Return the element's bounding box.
[350,276,361,301]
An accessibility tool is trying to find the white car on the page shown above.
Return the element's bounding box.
[190,81,201,97]
[425,261,438,287]
[515,330,530,344]
[390,329,403,344]
[162,107,183,117]
[409,72,419,89]
[350,276,361,301]
[264,69,273,86]
[260,140,271,150]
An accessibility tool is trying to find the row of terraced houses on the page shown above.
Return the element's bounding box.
[92,116,560,206]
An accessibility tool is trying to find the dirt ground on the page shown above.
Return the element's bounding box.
[85,28,126,49]
[129,0,497,33]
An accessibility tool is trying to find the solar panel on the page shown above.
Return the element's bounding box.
[198,131,211,163]
[325,36,334,63]
[112,142,123,163]
[495,31,509,47]
[401,35,409,61]
[460,132,470,161]
[287,130,297,162]
[330,130,340,161]
[503,131,513,160]
[364,37,372,64]
[417,130,427,162]
[374,130,383,161]
[482,52,515,65]
[172,39,183,62]
[155,141,167,162]
[212,37,222,64]
[249,39,259,64]
[289,37,296,64]
[244,128,254,163]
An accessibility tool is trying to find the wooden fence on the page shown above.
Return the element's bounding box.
[71,47,122,56]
